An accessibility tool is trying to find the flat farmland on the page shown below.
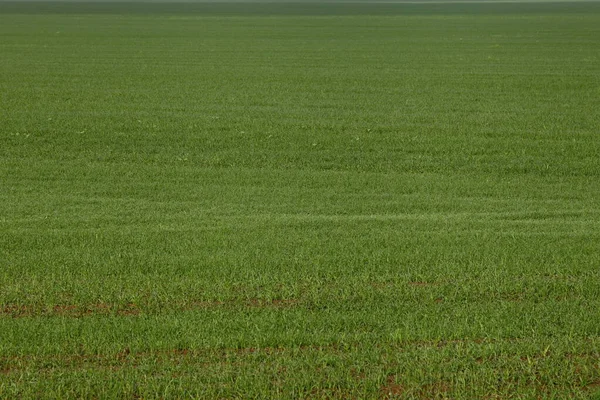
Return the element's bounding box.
[1,1,599,398]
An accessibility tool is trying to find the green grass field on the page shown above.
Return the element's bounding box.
[1,1,599,398]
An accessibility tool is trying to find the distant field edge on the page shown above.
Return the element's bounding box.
[1,0,600,15]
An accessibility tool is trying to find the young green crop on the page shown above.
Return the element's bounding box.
[1,1,599,398]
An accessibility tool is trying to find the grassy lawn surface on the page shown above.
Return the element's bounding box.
[1,1,599,398]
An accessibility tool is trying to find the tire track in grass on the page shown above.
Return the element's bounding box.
[0,298,299,318]
[0,344,343,375]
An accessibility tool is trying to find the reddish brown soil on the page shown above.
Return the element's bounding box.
[380,375,404,398]
[407,282,431,287]
[584,380,600,392]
